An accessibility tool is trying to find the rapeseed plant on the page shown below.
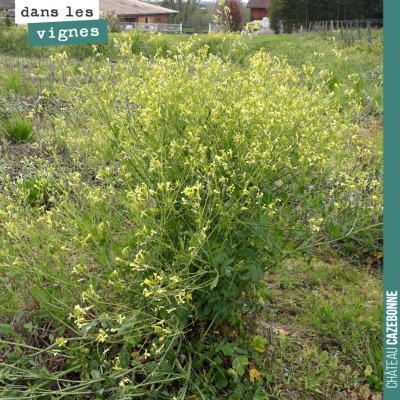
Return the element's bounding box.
[0,32,382,398]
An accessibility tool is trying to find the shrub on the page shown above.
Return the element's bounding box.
[101,10,125,33]
[1,17,14,27]
[2,114,35,143]
[0,25,30,54]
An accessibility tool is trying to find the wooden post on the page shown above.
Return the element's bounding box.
[340,21,343,40]
[345,21,348,43]
[309,21,312,32]
[356,19,361,41]
[351,21,354,44]
[367,21,372,49]
[330,20,333,36]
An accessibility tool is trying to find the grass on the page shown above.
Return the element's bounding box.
[251,30,383,121]
[1,70,24,95]
[1,114,35,143]
[0,31,383,399]
[256,255,383,397]
[269,254,382,355]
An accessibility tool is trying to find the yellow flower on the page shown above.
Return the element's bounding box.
[56,337,67,347]
[97,329,108,343]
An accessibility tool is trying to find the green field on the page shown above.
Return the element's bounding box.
[0,29,383,399]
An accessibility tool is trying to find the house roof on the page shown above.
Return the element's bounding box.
[246,0,268,9]
[0,0,15,9]
[100,0,179,16]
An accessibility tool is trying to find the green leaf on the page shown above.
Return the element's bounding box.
[24,321,33,334]
[30,287,44,301]
[105,150,113,161]
[145,361,158,372]
[320,352,328,363]
[112,245,124,256]
[166,351,177,360]
[91,370,101,379]
[249,264,263,283]
[160,360,174,374]
[243,218,263,238]
[119,316,135,334]
[167,219,177,229]
[227,368,239,382]
[331,228,339,237]
[179,307,189,325]
[6,269,19,277]
[120,349,129,369]
[239,248,256,259]
[4,390,20,399]
[210,276,219,290]
[0,324,13,335]
[236,364,245,376]
[222,258,234,267]
[105,377,116,387]
[262,189,273,205]
[6,352,19,363]
[252,335,268,353]
[214,370,228,389]
[221,344,234,356]
[237,356,249,365]
[344,242,354,251]
[79,320,97,335]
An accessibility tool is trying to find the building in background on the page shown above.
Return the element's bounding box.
[1,0,179,26]
[246,0,268,22]
[100,0,179,24]
[0,0,15,17]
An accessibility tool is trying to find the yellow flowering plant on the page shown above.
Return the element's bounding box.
[0,32,382,398]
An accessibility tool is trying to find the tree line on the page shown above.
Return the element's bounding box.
[268,0,383,33]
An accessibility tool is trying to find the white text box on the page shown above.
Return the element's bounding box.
[15,0,99,24]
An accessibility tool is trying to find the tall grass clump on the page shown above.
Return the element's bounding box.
[2,114,35,143]
[0,34,382,398]
[1,70,24,95]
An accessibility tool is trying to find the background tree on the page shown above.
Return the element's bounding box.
[225,1,243,31]
[268,0,383,33]
[161,0,201,25]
